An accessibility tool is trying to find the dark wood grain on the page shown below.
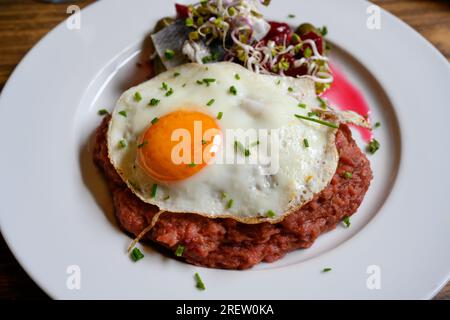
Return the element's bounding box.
[0,0,449,300]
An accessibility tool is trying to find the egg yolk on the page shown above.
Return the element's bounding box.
[137,110,222,182]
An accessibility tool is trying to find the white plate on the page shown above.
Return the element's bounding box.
[0,0,449,299]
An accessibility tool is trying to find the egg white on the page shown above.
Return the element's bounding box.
[107,62,338,223]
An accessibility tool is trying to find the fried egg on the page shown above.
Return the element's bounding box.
[107,62,338,223]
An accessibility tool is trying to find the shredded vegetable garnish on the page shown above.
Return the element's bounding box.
[174,0,332,90]
[295,114,338,129]
[127,210,166,253]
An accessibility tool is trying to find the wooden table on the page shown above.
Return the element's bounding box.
[0,0,449,300]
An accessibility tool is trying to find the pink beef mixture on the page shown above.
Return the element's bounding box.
[94,116,372,269]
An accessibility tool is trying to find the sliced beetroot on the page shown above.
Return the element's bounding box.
[264,21,292,45]
[175,3,190,19]
[301,31,324,55]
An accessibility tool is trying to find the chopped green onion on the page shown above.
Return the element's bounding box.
[164,49,175,60]
[295,114,339,129]
[320,26,328,36]
[317,97,328,109]
[266,210,276,218]
[175,245,185,257]
[165,88,174,96]
[275,79,281,85]
[118,139,127,148]
[322,267,332,273]
[194,272,206,291]
[196,80,203,85]
[226,199,234,209]
[182,83,187,87]
[288,87,294,92]
[374,122,381,128]
[217,112,223,120]
[367,139,380,154]
[343,171,353,179]
[304,47,312,58]
[207,98,215,106]
[221,192,228,199]
[161,82,168,91]
[98,109,109,116]
[342,216,351,228]
[130,247,144,262]
[151,117,159,125]
[163,195,170,200]
[134,92,142,102]
[118,110,127,117]
[173,72,181,77]
[229,86,237,95]
[288,14,296,18]
[151,184,158,198]
[148,98,160,106]
[201,139,207,145]
[298,103,307,109]
[137,141,148,149]
[235,73,240,80]
[303,138,309,148]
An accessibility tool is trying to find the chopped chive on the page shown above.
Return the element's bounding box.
[165,88,174,96]
[173,72,181,77]
[118,110,127,117]
[185,17,194,27]
[164,49,175,60]
[303,47,312,58]
[182,83,187,87]
[137,141,148,148]
[303,138,309,148]
[317,97,327,109]
[134,92,142,102]
[175,245,185,257]
[229,85,237,95]
[118,139,127,148]
[322,267,332,273]
[201,139,207,145]
[367,139,380,154]
[98,109,109,116]
[288,14,296,18]
[203,78,216,86]
[235,73,240,80]
[342,216,351,228]
[148,98,160,106]
[221,192,228,199]
[234,141,250,157]
[163,195,170,200]
[161,82,168,90]
[295,114,339,129]
[266,210,276,218]
[188,162,197,168]
[343,171,353,179]
[374,122,381,128]
[275,79,281,85]
[288,87,294,92]
[207,98,215,106]
[196,80,203,85]
[130,247,144,262]
[194,272,206,291]
[308,111,320,117]
[151,117,159,125]
[217,111,223,120]
[151,184,158,198]
[226,199,234,209]
[298,103,307,109]
[320,26,328,36]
